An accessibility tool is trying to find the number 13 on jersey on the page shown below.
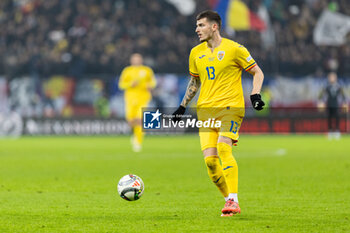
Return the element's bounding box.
[206,66,215,80]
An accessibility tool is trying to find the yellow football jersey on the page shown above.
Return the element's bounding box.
[118,65,156,105]
[189,38,256,108]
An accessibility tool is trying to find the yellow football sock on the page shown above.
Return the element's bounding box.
[217,142,238,194]
[133,125,143,145]
[204,155,229,197]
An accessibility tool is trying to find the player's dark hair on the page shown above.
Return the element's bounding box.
[196,10,222,30]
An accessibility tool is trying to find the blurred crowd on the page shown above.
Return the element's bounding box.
[0,0,350,79]
[0,0,202,79]
[243,0,350,76]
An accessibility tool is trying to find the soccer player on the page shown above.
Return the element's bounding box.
[173,10,265,216]
[318,72,347,139]
[119,53,157,152]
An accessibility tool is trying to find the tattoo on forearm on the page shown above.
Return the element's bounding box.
[181,76,200,107]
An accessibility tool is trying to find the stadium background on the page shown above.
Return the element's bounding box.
[0,0,349,136]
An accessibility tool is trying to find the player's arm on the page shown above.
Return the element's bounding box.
[172,76,201,121]
[118,69,131,90]
[172,48,200,120]
[247,65,264,95]
[181,76,201,107]
[317,88,326,109]
[318,90,324,100]
[147,68,157,91]
[181,47,201,107]
[247,65,265,110]
[340,87,346,102]
[235,45,265,110]
[340,87,348,111]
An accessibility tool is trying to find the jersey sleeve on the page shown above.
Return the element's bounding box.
[189,49,199,77]
[235,45,257,71]
[118,68,131,90]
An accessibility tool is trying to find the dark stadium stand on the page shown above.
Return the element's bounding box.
[1,0,349,77]
[0,0,349,119]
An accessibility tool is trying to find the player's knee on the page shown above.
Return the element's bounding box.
[204,160,221,182]
[218,135,233,145]
[205,161,216,171]
[204,155,220,172]
[204,155,219,167]
[203,147,217,157]
[217,142,231,154]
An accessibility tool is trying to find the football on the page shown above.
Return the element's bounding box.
[117,174,144,201]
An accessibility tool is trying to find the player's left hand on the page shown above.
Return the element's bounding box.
[250,94,265,111]
[172,105,186,122]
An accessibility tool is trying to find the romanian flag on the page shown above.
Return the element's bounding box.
[208,0,266,32]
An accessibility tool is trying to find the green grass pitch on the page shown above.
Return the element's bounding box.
[0,135,349,232]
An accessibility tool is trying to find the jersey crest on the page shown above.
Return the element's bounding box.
[217,51,225,61]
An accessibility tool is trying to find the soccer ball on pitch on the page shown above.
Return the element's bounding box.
[117,174,144,201]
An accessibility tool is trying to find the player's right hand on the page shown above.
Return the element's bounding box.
[131,80,139,88]
[342,103,349,113]
[172,105,186,122]
[250,94,265,111]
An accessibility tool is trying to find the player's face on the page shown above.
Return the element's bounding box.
[130,54,143,66]
[195,18,214,42]
[328,73,337,84]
